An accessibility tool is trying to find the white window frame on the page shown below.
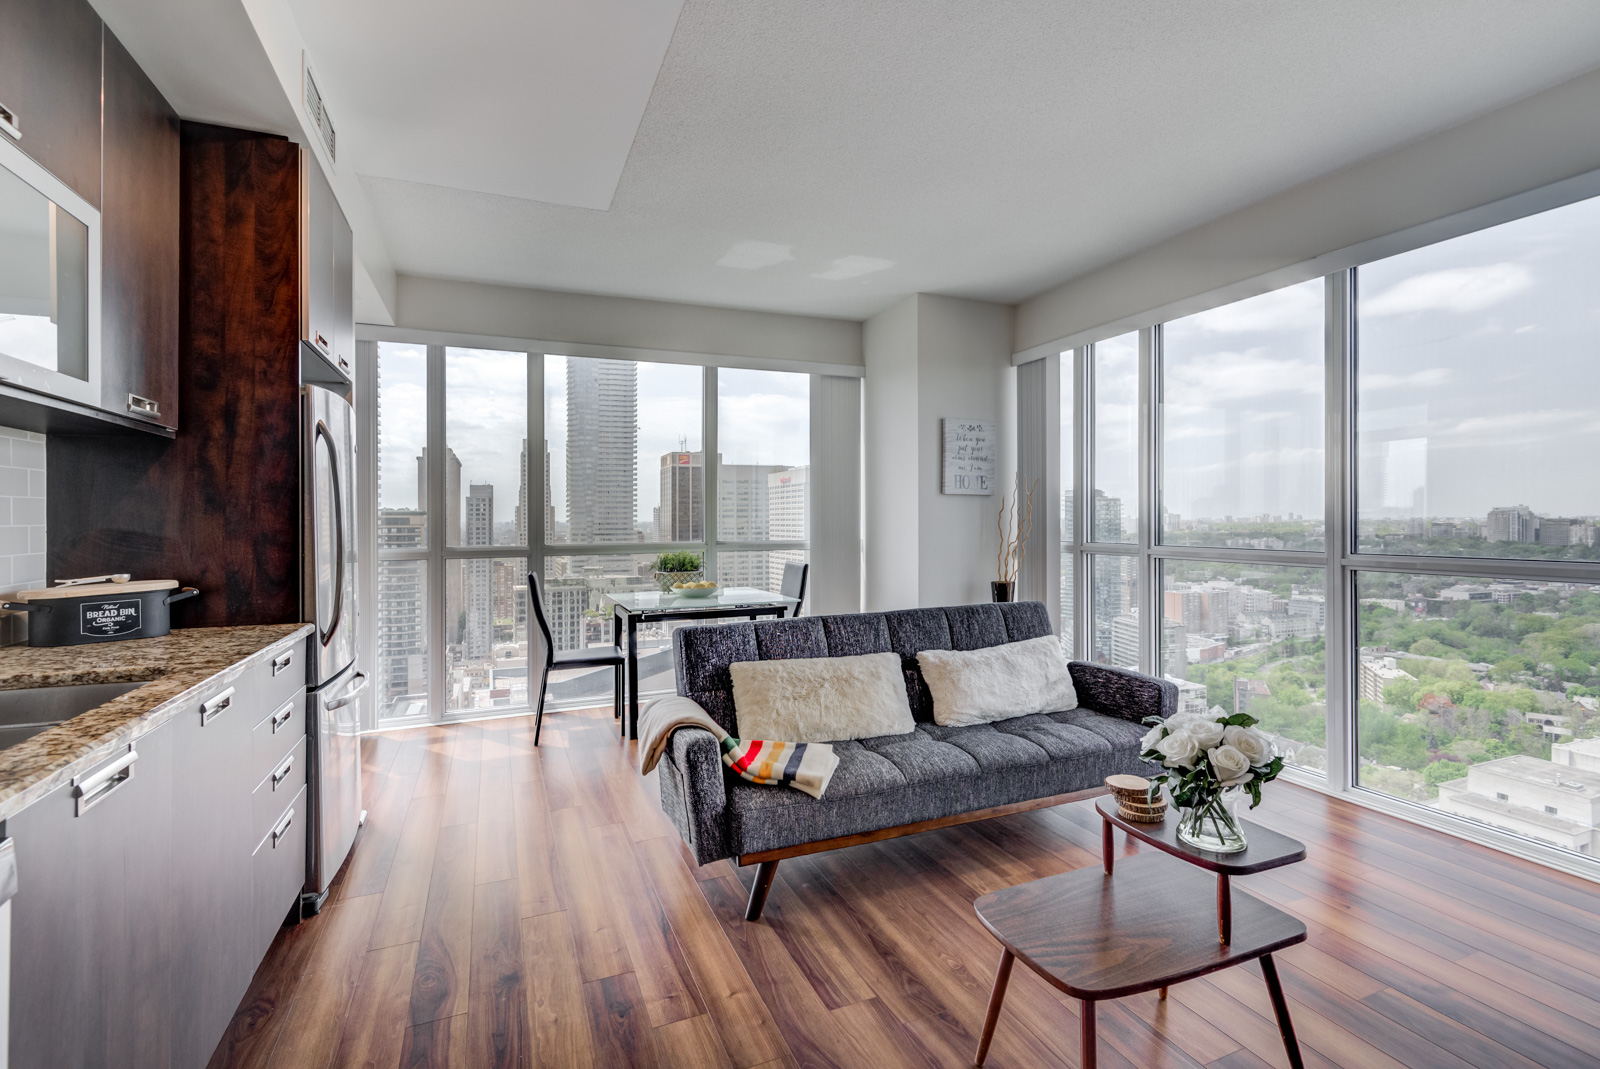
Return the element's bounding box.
[1044,170,1600,883]
[357,328,850,730]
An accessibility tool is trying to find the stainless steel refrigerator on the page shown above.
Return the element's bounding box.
[302,384,366,912]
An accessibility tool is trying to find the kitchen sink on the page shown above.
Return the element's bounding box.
[0,682,149,752]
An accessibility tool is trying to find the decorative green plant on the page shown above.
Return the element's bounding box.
[652,551,704,573]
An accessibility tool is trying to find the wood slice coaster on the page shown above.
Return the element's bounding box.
[1105,774,1166,822]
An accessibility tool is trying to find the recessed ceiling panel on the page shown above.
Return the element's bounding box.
[288,0,684,210]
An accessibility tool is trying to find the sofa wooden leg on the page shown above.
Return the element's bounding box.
[744,861,779,921]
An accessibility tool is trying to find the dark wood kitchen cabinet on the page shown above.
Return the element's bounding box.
[101,27,181,430]
[0,0,182,437]
[301,152,355,381]
[49,123,306,627]
[0,0,103,207]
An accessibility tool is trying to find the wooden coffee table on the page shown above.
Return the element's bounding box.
[972,799,1309,1068]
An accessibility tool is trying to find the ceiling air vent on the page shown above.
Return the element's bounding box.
[302,58,337,167]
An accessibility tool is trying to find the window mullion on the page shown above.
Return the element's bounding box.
[425,344,447,722]
[1325,270,1354,792]
[703,365,719,580]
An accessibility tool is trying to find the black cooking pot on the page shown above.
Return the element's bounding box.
[2,580,200,646]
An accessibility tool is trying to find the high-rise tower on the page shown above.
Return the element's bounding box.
[566,359,638,542]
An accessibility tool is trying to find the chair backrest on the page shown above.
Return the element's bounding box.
[780,561,808,614]
[527,572,556,671]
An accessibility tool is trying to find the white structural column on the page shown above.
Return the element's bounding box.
[1014,356,1056,605]
[809,374,863,615]
[863,294,1016,610]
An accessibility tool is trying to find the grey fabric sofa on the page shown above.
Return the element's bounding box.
[656,601,1176,919]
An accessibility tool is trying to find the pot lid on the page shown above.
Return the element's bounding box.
[14,580,179,601]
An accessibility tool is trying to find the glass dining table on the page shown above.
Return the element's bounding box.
[604,587,800,739]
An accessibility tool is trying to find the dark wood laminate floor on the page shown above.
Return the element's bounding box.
[208,706,1600,1069]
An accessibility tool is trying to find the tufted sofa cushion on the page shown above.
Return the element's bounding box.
[724,709,1150,856]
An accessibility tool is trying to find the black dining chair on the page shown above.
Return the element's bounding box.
[780,561,809,616]
[528,573,626,746]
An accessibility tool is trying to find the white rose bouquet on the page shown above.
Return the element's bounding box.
[1139,709,1283,852]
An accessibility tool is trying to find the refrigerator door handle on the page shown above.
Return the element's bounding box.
[314,420,346,649]
[325,670,369,711]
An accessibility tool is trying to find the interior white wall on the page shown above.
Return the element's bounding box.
[863,296,919,610]
[863,294,1015,611]
[1015,64,1600,354]
[390,275,863,369]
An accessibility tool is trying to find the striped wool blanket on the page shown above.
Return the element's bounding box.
[638,695,840,800]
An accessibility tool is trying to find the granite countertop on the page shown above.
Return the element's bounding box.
[0,623,314,821]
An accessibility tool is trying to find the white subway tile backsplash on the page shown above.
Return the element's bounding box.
[0,425,46,645]
[12,440,44,469]
[11,497,41,526]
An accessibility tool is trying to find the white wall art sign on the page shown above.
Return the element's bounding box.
[941,417,996,495]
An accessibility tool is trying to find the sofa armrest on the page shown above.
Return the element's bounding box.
[1068,661,1178,725]
[657,726,732,865]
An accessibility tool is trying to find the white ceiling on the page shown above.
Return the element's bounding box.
[92,0,1600,322]
[286,0,684,211]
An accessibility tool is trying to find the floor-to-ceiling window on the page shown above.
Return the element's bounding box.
[1050,190,1600,870]
[1350,196,1600,844]
[369,345,826,724]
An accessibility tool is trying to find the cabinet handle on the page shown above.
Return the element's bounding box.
[271,753,294,789]
[271,808,294,848]
[126,394,161,419]
[272,650,295,676]
[270,699,295,733]
[73,747,138,816]
[200,687,235,725]
[0,100,17,140]
[314,332,329,353]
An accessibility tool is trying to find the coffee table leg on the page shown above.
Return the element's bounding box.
[974,949,1014,1067]
[1158,986,1168,1000]
[1260,954,1304,1069]
[1217,873,1232,946]
[1101,816,1114,875]
[1080,999,1097,1069]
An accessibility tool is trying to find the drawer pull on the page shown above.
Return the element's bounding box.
[272,650,295,676]
[200,687,235,725]
[73,748,138,816]
[126,394,161,419]
[271,754,294,789]
[271,808,294,847]
[270,699,295,733]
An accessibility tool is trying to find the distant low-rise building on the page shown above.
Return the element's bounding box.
[1552,736,1600,774]
[1358,655,1415,703]
[1435,755,1600,854]
[1167,676,1209,717]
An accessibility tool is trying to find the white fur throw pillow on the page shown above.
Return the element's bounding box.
[729,652,915,743]
[917,636,1079,727]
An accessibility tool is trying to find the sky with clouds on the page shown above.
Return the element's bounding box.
[1078,190,1600,531]
[1356,192,1600,520]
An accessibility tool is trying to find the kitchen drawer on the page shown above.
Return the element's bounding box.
[188,675,252,739]
[253,638,306,714]
[251,784,306,961]
[249,688,305,789]
[251,733,306,843]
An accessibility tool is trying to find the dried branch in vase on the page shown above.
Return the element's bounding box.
[995,478,1038,585]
